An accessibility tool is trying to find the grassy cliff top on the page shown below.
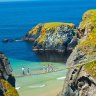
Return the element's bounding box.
[78,10,96,79]
[43,22,74,29]
[80,9,96,29]
[78,10,96,55]
[84,60,96,79]
[28,22,75,35]
[27,22,75,44]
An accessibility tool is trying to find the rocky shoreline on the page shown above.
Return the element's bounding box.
[0,52,19,96]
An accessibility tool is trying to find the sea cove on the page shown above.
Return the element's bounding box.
[0,0,96,96]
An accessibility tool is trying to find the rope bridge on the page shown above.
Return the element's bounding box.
[15,59,96,78]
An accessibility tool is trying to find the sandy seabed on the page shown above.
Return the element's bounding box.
[16,70,67,96]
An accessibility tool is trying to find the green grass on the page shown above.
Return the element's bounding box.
[78,10,96,54]
[0,79,19,96]
[84,60,96,79]
[43,22,74,29]
[77,10,96,78]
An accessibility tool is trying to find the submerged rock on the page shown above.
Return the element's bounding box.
[26,22,78,52]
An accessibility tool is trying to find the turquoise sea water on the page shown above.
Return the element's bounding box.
[0,1,96,95]
[9,58,66,75]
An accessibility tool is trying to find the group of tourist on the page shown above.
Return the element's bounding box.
[43,64,54,72]
[21,64,54,75]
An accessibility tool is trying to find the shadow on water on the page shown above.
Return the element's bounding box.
[0,41,71,63]
[34,50,72,63]
[25,41,72,63]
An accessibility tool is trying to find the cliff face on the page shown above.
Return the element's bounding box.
[61,10,96,96]
[0,52,19,96]
[26,22,78,52]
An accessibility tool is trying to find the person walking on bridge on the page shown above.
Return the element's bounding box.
[22,67,25,75]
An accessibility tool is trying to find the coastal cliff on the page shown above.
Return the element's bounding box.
[26,22,78,52]
[0,52,19,96]
[61,10,96,96]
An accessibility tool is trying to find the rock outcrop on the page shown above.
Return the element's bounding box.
[26,22,78,52]
[0,52,19,96]
[60,10,96,96]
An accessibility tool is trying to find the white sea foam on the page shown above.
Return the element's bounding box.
[57,77,66,80]
[15,40,22,42]
[16,87,21,90]
[28,84,45,88]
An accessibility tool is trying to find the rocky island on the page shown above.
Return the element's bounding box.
[25,22,78,52]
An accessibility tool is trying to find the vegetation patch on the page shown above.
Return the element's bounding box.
[78,10,96,54]
[84,60,96,79]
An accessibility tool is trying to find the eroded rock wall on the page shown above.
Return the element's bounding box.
[26,22,78,52]
[61,10,96,96]
[0,52,19,96]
